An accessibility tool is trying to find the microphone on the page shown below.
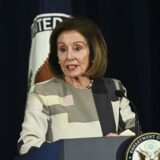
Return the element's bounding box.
[115,90,141,136]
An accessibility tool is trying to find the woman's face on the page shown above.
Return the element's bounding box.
[57,30,90,78]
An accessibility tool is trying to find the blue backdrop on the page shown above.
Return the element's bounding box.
[0,0,159,159]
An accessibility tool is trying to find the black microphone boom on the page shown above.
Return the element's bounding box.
[115,90,141,136]
[115,90,125,98]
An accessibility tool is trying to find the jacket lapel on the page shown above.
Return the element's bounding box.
[92,78,116,136]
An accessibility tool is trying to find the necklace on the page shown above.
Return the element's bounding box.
[85,79,94,90]
[64,76,94,90]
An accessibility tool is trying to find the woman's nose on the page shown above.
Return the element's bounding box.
[67,49,75,60]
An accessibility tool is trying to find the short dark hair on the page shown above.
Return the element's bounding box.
[49,16,108,78]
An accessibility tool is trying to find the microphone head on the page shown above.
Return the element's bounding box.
[115,90,125,97]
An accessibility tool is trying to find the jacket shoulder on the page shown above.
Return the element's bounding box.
[29,77,63,95]
[102,77,121,90]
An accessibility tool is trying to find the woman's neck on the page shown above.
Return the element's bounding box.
[64,76,91,90]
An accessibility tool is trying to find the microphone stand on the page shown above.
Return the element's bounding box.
[129,100,141,136]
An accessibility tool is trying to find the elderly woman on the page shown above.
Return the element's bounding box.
[18,17,136,155]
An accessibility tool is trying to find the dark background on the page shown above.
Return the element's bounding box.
[0,0,159,159]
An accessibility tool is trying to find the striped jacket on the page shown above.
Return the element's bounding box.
[18,77,135,155]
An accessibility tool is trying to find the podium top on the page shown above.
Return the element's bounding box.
[18,136,134,160]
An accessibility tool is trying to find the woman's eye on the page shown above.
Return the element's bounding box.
[74,45,82,51]
[58,47,66,52]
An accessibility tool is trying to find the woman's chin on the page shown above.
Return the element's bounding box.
[65,74,81,79]
[66,75,79,78]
